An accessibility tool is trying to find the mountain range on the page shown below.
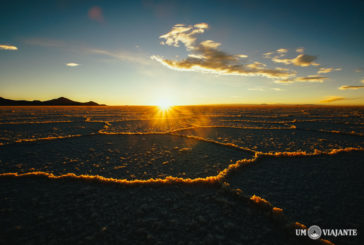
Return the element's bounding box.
[0,97,105,106]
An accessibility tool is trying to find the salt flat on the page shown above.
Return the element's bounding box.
[0,105,363,244]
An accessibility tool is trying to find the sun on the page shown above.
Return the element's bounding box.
[156,100,173,111]
[155,97,175,111]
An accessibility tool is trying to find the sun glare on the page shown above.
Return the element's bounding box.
[157,102,172,111]
[156,98,174,111]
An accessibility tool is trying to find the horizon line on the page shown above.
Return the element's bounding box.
[1,96,364,107]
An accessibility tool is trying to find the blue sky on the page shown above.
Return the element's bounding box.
[1,0,364,105]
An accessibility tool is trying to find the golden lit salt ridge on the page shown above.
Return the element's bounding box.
[173,127,364,153]
[0,133,254,180]
[0,171,336,245]
[225,148,363,245]
[2,145,362,184]
[1,145,362,185]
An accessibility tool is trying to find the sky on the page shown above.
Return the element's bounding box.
[1,0,364,105]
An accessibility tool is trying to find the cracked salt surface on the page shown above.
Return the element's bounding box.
[0,105,363,244]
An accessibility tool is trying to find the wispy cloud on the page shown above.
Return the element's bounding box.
[66,63,79,67]
[263,52,273,58]
[88,48,151,65]
[0,44,18,50]
[295,75,328,83]
[247,87,283,92]
[317,67,341,74]
[274,78,295,84]
[277,48,288,53]
[296,47,304,53]
[339,85,364,90]
[23,38,150,65]
[88,6,104,22]
[320,96,346,103]
[153,23,296,79]
[265,48,287,59]
[236,54,248,58]
[317,67,333,74]
[275,75,328,84]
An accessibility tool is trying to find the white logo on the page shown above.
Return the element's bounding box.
[308,225,322,240]
[296,224,357,240]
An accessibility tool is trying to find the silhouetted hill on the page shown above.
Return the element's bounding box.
[0,97,105,106]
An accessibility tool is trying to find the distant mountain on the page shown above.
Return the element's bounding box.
[0,97,105,106]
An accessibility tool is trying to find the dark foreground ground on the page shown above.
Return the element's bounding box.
[0,106,363,244]
[0,151,363,245]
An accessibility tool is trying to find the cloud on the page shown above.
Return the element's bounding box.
[194,23,209,29]
[275,75,327,84]
[66,63,79,67]
[272,88,283,91]
[274,79,295,84]
[296,47,304,53]
[265,48,319,67]
[275,67,289,71]
[295,75,327,83]
[159,23,208,50]
[263,52,273,58]
[200,40,221,49]
[317,68,333,74]
[24,37,150,65]
[317,67,341,74]
[153,23,295,79]
[246,61,266,69]
[88,48,150,65]
[272,54,319,67]
[236,54,248,58]
[339,85,364,90]
[0,44,18,50]
[277,48,288,53]
[88,6,104,22]
[320,96,346,103]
